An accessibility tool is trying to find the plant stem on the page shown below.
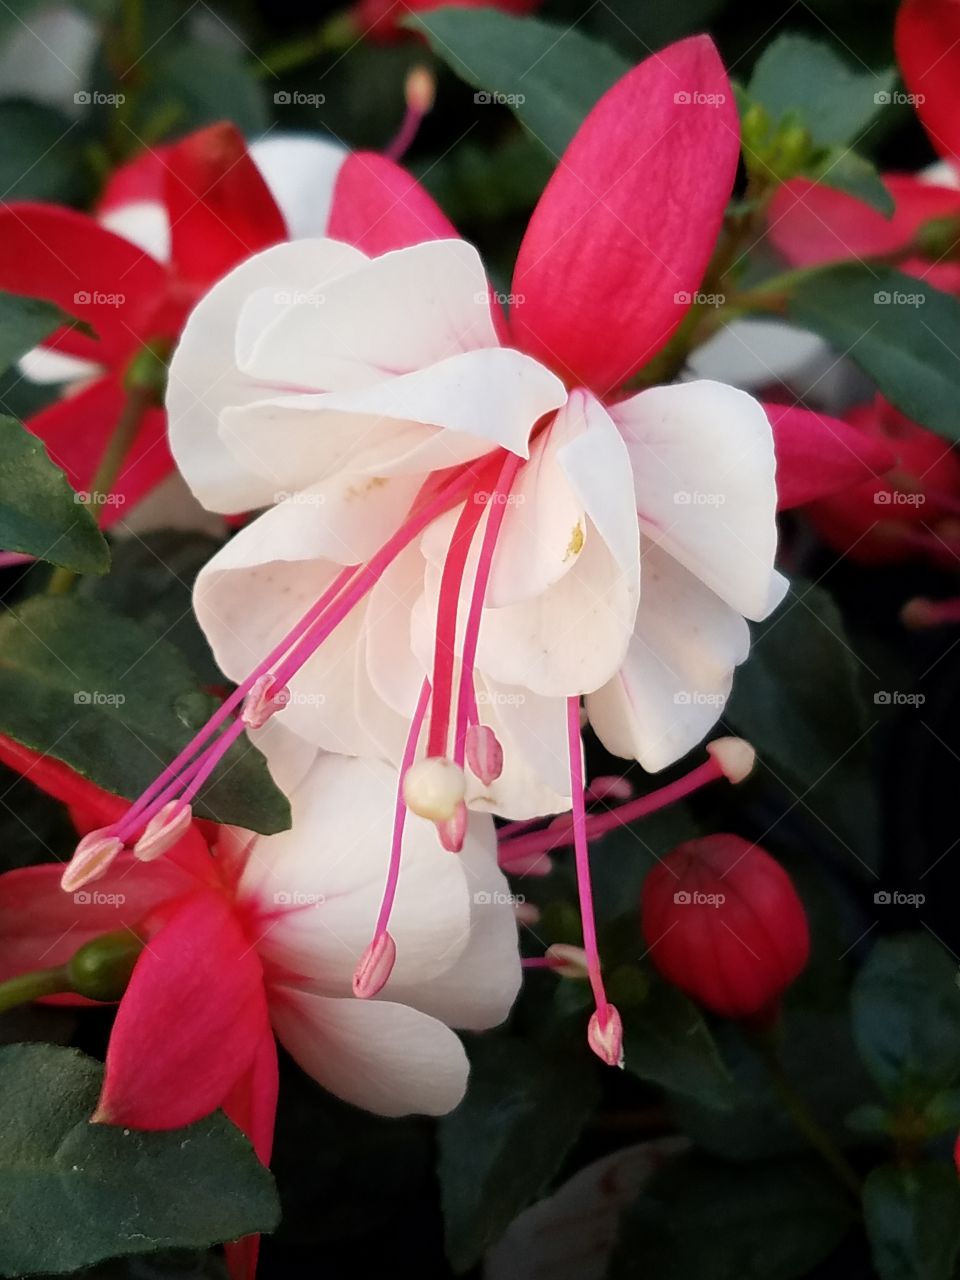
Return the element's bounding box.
[256,10,358,78]
[48,385,151,595]
[753,1033,862,1198]
[0,965,72,1015]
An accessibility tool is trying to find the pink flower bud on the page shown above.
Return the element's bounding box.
[352,931,396,999]
[641,835,809,1021]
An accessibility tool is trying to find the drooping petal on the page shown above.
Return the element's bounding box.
[0,857,197,983]
[329,150,459,254]
[767,174,960,267]
[510,36,739,393]
[611,380,784,621]
[897,0,960,162]
[167,238,366,513]
[25,374,172,529]
[385,819,521,1029]
[250,134,348,239]
[587,542,750,771]
[685,318,835,395]
[765,402,897,509]
[0,203,169,363]
[221,1019,279,1165]
[97,889,269,1130]
[163,123,288,286]
[269,984,469,1117]
[238,756,471,994]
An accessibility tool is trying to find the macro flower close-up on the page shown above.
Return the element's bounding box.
[0,1,958,1277]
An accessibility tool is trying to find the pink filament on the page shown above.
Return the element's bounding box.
[373,678,432,940]
[566,695,608,1020]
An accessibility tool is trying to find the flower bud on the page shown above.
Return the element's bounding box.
[67,929,144,1002]
[641,835,809,1021]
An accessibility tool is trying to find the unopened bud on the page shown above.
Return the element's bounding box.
[68,928,144,1002]
[707,736,756,784]
[61,829,124,892]
[353,931,396,999]
[465,724,503,786]
[587,1004,624,1068]
[133,801,192,861]
[403,757,466,822]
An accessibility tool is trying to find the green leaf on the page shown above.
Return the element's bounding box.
[725,580,878,871]
[438,1036,598,1272]
[140,42,268,137]
[864,1163,960,1280]
[623,980,734,1110]
[0,102,91,204]
[788,266,960,441]
[0,292,72,378]
[0,1043,278,1276]
[747,34,893,148]
[851,934,960,1105]
[407,7,629,156]
[0,416,108,573]
[607,1153,852,1280]
[0,596,290,833]
[811,147,895,216]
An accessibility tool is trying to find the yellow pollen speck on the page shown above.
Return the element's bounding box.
[345,476,388,500]
[564,521,584,560]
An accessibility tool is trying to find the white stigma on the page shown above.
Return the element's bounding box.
[707,736,756,785]
[402,757,466,822]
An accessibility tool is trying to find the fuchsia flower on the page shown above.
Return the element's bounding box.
[0,123,420,528]
[0,736,518,1276]
[59,35,892,1068]
[641,834,810,1023]
[353,0,541,42]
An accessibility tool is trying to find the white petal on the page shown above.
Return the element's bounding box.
[468,678,571,818]
[167,238,367,513]
[686,318,831,393]
[612,380,780,621]
[100,199,170,262]
[270,985,469,1116]
[237,239,500,391]
[18,348,101,386]
[250,134,347,238]
[240,756,472,992]
[386,816,522,1030]
[587,541,751,772]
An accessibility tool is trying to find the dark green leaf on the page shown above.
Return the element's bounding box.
[0,597,290,833]
[623,980,733,1110]
[140,42,268,138]
[0,293,72,378]
[0,1043,278,1276]
[607,1153,852,1280]
[851,934,960,1104]
[811,147,895,216]
[788,266,960,441]
[0,416,108,572]
[725,580,878,871]
[438,1036,598,1272]
[0,102,91,204]
[747,34,893,148]
[407,8,629,156]
[864,1163,960,1280]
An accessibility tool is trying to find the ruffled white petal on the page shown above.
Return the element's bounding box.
[250,134,347,239]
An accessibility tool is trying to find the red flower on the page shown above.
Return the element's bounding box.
[641,834,809,1022]
[354,0,541,42]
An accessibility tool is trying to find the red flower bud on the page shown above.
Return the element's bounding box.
[641,835,809,1021]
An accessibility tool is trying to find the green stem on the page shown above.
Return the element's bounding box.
[256,10,359,78]
[0,965,72,1015]
[48,384,152,595]
[753,1034,862,1198]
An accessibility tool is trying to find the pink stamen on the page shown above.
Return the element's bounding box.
[452,454,523,767]
[465,723,503,786]
[902,595,960,628]
[586,775,633,804]
[384,66,435,162]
